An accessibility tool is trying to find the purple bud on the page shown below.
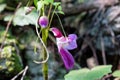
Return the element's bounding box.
[24,6,35,14]
[38,16,48,28]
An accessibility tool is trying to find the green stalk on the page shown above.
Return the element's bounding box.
[42,28,49,80]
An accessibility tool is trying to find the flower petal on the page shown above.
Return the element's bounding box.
[50,28,63,38]
[65,40,77,50]
[64,34,77,50]
[58,47,75,69]
[68,34,77,41]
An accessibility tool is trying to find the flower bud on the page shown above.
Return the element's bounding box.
[50,27,63,38]
[24,6,35,14]
[38,16,48,28]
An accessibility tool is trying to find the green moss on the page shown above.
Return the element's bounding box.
[0,28,23,78]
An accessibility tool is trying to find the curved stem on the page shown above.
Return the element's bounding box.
[35,23,49,80]
[34,24,49,64]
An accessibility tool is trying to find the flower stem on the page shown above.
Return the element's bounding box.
[48,6,57,29]
[42,28,49,80]
[35,23,49,80]
[42,49,48,80]
[55,12,67,37]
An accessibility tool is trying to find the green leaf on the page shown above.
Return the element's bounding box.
[45,0,54,4]
[53,2,61,6]
[0,4,6,13]
[86,65,112,80]
[112,70,120,78]
[34,0,38,7]
[4,7,39,26]
[58,5,62,11]
[37,1,43,11]
[0,0,4,3]
[43,1,49,5]
[37,0,49,11]
[4,15,12,21]
[65,68,89,80]
[57,11,64,15]
[65,65,112,80]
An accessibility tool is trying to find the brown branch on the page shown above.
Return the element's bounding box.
[63,0,119,17]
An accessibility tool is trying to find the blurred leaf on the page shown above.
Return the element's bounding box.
[65,68,89,80]
[34,0,38,7]
[4,15,13,21]
[58,5,62,11]
[0,4,6,13]
[37,1,43,11]
[45,0,53,4]
[37,0,49,11]
[112,70,120,78]
[43,1,49,5]
[65,65,112,80]
[53,2,61,6]
[4,7,39,26]
[0,0,4,3]
[85,65,112,80]
[57,11,64,15]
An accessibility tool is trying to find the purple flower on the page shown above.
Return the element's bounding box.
[50,27,77,70]
[38,16,48,28]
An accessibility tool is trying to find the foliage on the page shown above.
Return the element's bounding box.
[0,27,23,79]
[0,4,6,13]
[112,70,120,78]
[4,7,39,26]
[65,65,112,80]
[0,0,120,80]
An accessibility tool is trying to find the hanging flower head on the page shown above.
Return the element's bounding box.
[50,27,77,70]
[38,16,48,28]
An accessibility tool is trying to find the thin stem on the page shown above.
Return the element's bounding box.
[88,43,99,65]
[34,29,42,54]
[26,0,30,6]
[42,3,45,16]
[84,38,99,65]
[34,37,39,54]
[48,6,57,29]
[26,0,33,6]
[55,12,67,37]
[11,66,28,80]
[47,4,53,19]
[101,37,107,65]
[21,66,28,80]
